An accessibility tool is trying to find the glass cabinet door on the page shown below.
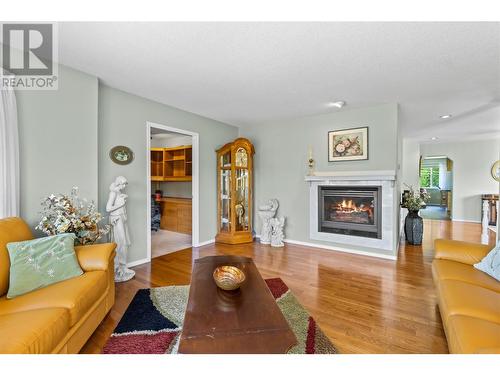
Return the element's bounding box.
[220,169,231,232]
[235,169,249,231]
[234,147,249,232]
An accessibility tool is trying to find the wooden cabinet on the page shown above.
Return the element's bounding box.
[151,146,192,181]
[159,197,192,234]
[215,138,254,244]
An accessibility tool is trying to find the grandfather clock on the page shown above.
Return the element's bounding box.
[215,138,254,244]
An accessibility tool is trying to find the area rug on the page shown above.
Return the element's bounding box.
[103,278,336,354]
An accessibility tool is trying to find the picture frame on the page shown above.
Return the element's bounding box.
[109,145,134,165]
[328,126,368,162]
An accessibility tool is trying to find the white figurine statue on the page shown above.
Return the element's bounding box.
[257,199,279,244]
[270,217,285,247]
[481,200,490,245]
[106,176,135,282]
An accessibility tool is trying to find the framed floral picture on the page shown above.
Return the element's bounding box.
[328,126,368,162]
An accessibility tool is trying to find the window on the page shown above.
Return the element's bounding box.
[420,166,440,188]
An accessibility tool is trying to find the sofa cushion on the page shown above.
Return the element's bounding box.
[447,315,500,354]
[6,233,83,298]
[438,279,500,325]
[0,308,70,353]
[432,259,500,293]
[0,217,34,297]
[474,242,500,282]
[0,270,107,326]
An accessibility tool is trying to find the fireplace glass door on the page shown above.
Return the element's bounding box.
[319,186,382,238]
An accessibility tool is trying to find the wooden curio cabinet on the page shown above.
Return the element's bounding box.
[215,138,255,244]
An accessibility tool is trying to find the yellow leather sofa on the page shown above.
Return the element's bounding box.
[432,239,500,354]
[0,217,116,354]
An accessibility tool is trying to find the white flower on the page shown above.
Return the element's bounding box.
[47,269,55,278]
[335,143,346,153]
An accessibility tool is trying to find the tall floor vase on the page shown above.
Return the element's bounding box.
[404,210,423,245]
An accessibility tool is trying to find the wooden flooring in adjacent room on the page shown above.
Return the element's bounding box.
[81,220,497,354]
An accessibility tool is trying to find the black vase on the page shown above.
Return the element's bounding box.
[405,210,423,245]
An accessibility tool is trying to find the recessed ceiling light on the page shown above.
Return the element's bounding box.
[431,137,438,141]
[439,114,452,119]
[328,101,346,109]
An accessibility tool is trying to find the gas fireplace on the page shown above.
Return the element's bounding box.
[319,186,382,238]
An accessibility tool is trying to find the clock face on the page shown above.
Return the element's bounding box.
[492,160,500,182]
[110,146,134,165]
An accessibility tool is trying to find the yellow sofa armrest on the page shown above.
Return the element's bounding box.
[75,243,116,272]
[434,239,493,265]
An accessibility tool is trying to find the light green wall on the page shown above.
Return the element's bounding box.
[155,181,192,199]
[240,103,399,245]
[401,138,420,189]
[16,65,98,230]
[420,138,500,222]
[98,84,239,263]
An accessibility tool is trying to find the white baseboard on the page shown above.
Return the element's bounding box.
[193,238,215,247]
[127,258,150,268]
[256,234,396,260]
[283,239,397,260]
[452,219,481,224]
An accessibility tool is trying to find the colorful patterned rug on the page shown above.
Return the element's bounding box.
[103,278,336,354]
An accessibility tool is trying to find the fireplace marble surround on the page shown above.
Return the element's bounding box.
[305,170,399,260]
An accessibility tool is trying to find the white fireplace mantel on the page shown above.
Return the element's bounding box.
[305,170,398,259]
[305,170,396,183]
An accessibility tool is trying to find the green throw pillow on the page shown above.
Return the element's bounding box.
[6,233,83,299]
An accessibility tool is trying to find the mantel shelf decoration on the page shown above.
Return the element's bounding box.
[307,145,315,176]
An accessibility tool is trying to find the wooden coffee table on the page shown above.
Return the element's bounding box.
[178,255,297,353]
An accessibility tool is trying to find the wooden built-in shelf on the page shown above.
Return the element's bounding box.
[150,145,192,181]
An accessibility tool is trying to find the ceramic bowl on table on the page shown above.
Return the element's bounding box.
[213,266,246,291]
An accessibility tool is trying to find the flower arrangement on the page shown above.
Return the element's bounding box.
[333,136,361,157]
[403,184,430,212]
[36,187,110,245]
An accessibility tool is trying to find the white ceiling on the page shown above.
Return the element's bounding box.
[57,22,500,142]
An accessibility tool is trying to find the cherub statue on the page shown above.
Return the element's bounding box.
[257,199,279,244]
[270,216,285,247]
[106,176,135,282]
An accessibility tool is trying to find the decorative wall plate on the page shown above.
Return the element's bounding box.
[492,160,500,182]
[109,145,134,165]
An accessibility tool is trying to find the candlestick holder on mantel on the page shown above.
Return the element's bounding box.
[307,146,315,176]
[307,157,315,176]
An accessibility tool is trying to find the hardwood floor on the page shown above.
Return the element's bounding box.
[81,220,497,354]
[151,229,192,258]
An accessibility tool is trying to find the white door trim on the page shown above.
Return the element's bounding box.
[146,121,200,263]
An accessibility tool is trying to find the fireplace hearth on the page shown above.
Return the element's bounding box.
[319,186,382,238]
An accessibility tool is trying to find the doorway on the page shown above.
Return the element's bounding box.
[146,122,199,261]
[419,155,453,220]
